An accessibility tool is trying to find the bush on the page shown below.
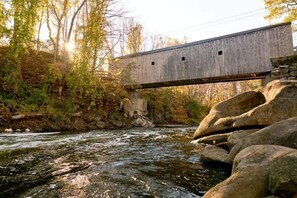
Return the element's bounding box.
[186,99,208,124]
[140,88,207,125]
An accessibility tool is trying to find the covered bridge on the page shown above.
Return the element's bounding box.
[113,23,294,89]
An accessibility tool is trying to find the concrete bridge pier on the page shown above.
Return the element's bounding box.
[123,90,148,118]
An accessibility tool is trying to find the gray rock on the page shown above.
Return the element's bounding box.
[111,120,123,128]
[132,116,155,128]
[4,128,13,132]
[194,79,297,139]
[216,142,230,151]
[268,152,297,196]
[194,91,266,139]
[233,79,297,128]
[227,129,259,149]
[11,114,26,120]
[227,117,297,163]
[204,145,296,198]
[197,133,231,145]
[71,112,82,117]
[200,145,229,164]
[271,69,281,76]
[290,71,297,76]
[95,120,106,129]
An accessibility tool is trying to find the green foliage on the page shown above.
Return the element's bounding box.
[0,0,131,128]
[126,21,143,53]
[186,99,208,124]
[265,0,297,30]
[0,92,39,114]
[45,105,67,122]
[18,84,48,106]
[1,0,41,93]
[73,0,108,73]
[140,88,207,125]
[66,65,128,117]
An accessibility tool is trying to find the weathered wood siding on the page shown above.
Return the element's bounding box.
[114,23,293,88]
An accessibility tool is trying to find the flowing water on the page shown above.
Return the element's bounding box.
[0,127,229,198]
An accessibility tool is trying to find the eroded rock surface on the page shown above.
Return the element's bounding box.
[227,117,297,163]
[194,91,265,139]
[203,145,297,198]
[194,79,297,140]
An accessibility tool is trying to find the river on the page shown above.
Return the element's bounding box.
[0,127,229,198]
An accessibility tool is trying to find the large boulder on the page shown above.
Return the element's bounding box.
[203,145,297,198]
[194,91,265,139]
[227,117,297,163]
[194,79,297,139]
[227,129,259,149]
[194,91,266,139]
[231,80,297,129]
[268,152,297,197]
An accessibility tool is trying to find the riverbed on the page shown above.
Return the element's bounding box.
[0,127,228,197]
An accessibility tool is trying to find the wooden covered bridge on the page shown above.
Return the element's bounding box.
[113,23,294,89]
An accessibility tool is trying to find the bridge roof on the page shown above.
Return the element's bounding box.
[116,22,292,59]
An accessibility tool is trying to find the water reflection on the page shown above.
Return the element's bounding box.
[0,127,229,197]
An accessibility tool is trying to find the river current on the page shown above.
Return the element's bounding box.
[0,127,228,198]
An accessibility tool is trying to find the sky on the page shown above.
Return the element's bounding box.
[120,0,269,43]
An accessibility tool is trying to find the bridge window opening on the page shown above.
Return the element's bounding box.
[181,57,186,61]
[151,61,155,65]
[218,50,223,55]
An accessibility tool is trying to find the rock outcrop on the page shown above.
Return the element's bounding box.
[194,91,265,139]
[203,145,297,198]
[197,117,297,164]
[194,79,297,139]
[268,152,297,196]
[227,117,297,162]
[193,79,297,197]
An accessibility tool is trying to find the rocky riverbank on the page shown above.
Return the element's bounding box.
[193,79,297,197]
[0,109,157,133]
[0,112,133,132]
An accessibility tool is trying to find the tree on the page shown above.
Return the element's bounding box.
[1,0,40,93]
[46,0,69,60]
[126,20,143,54]
[265,0,297,26]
